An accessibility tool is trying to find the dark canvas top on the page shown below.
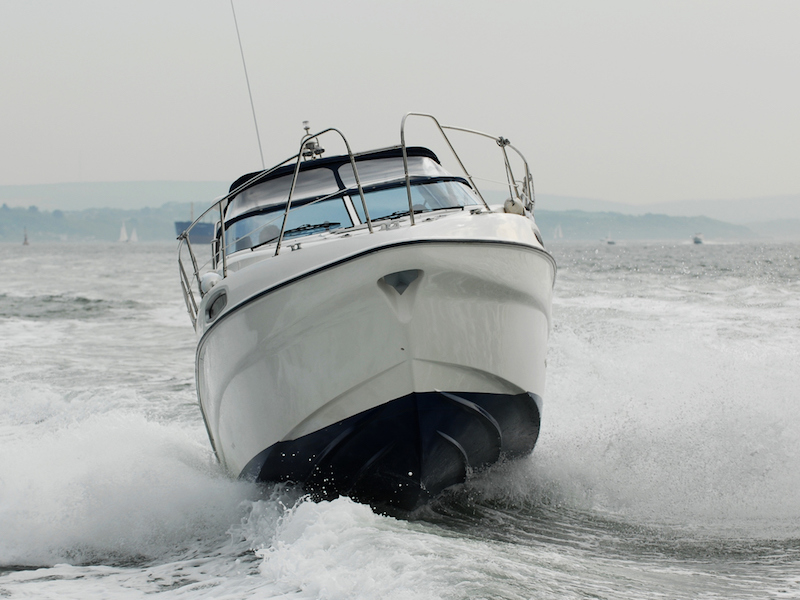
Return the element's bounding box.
[229,146,440,194]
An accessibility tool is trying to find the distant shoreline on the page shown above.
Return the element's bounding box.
[2,182,798,242]
[4,203,798,243]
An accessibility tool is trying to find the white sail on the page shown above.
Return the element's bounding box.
[130,228,138,243]
[119,223,128,243]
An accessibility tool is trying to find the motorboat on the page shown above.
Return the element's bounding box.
[177,113,556,511]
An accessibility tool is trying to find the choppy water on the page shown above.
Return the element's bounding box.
[1,241,798,599]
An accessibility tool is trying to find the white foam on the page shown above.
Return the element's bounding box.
[516,274,800,533]
[244,497,489,600]
[0,410,253,566]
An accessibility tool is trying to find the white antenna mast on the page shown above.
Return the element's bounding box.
[230,0,265,169]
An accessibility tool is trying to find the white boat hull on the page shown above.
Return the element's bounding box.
[196,216,555,509]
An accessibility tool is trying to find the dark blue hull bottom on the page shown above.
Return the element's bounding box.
[240,390,541,511]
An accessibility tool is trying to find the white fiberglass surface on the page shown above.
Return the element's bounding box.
[201,241,553,473]
[353,180,479,222]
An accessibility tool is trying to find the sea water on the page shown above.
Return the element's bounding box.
[0,241,798,599]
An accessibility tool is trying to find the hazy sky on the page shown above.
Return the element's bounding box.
[2,0,799,205]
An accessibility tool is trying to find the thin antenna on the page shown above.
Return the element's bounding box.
[230,0,265,169]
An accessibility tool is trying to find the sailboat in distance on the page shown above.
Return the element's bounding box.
[119,222,128,243]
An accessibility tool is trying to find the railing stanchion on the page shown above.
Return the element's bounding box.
[276,128,370,256]
[400,113,535,214]
[400,114,416,226]
[184,234,203,297]
[219,202,228,277]
[401,113,492,211]
[178,238,198,327]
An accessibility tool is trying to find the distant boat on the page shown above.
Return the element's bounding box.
[604,233,615,245]
[176,202,215,244]
[553,224,563,240]
[119,223,128,243]
[693,233,703,244]
[23,227,29,245]
[130,227,138,243]
[175,221,215,244]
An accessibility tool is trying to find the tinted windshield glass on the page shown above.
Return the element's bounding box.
[226,168,339,222]
[338,156,450,188]
[353,180,478,222]
[226,197,352,253]
[226,155,453,225]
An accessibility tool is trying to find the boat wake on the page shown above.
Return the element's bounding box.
[2,242,799,599]
[0,410,254,568]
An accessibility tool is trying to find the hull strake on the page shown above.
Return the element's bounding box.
[240,390,541,511]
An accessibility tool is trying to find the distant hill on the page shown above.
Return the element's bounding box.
[1,203,758,244]
[3,181,797,232]
[536,193,800,226]
[749,218,800,240]
[535,210,755,242]
[2,181,795,243]
[3,182,797,224]
[0,202,200,243]
[0,181,229,211]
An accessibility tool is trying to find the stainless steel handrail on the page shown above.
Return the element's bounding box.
[178,114,536,329]
[400,114,535,215]
[400,113,492,225]
[437,124,534,203]
[275,128,370,256]
[177,245,198,327]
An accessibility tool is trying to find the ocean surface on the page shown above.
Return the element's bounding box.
[1,240,798,599]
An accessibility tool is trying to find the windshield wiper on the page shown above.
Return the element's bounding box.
[371,210,419,223]
[284,221,340,235]
[250,221,340,251]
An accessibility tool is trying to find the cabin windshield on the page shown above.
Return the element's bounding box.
[338,157,450,188]
[222,153,477,253]
[226,168,340,222]
[226,196,352,253]
[352,180,479,222]
[226,156,450,223]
